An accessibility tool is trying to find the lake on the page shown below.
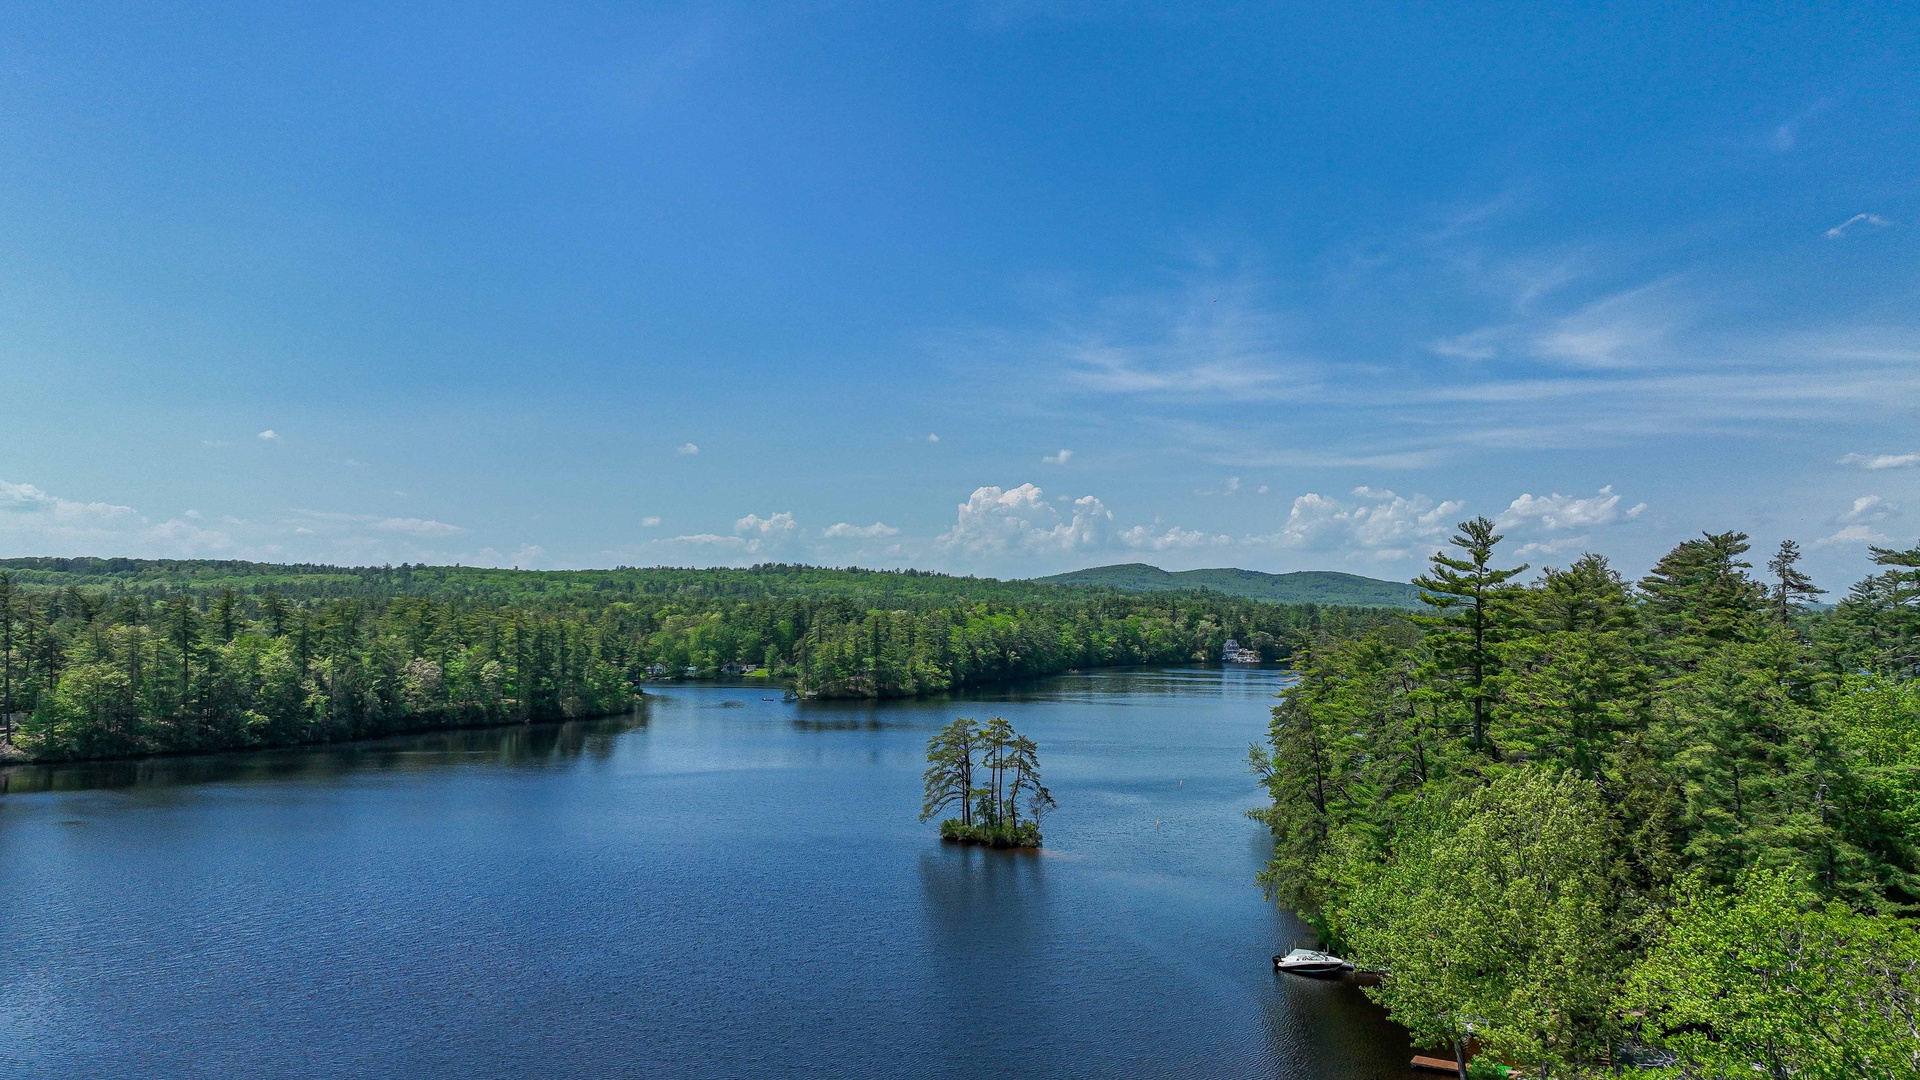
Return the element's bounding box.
[0,666,1415,1079]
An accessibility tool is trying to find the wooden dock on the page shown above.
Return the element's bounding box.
[1410,1055,1461,1073]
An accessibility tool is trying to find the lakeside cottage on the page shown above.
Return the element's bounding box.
[1221,639,1261,664]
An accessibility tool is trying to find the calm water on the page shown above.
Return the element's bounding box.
[0,666,1414,1079]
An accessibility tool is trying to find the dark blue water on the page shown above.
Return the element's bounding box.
[0,666,1414,1079]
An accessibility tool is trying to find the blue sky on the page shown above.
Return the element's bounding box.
[1,2,1916,589]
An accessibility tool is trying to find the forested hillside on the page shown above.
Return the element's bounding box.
[1035,563,1425,608]
[0,559,1393,763]
[1252,523,1920,1077]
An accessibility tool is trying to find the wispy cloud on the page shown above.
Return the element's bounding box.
[0,477,509,564]
[257,429,280,442]
[675,442,700,456]
[1042,449,1073,465]
[823,521,899,539]
[1837,495,1895,525]
[1826,213,1890,240]
[1840,452,1920,470]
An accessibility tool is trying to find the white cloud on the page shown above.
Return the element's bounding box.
[1840,452,1920,470]
[371,517,466,537]
[1118,521,1231,551]
[1043,449,1073,465]
[940,483,1113,556]
[675,443,700,456]
[1528,283,1679,370]
[927,433,940,443]
[1815,523,1891,547]
[0,476,521,564]
[1496,486,1630,532]
[289,510,468,537]
[735,512,797,536]
[1515,535,1591,559]
[822,521,899,539]
[1837,495,1896,525]
[640,516,662,527]
[257,429,280,442]
[1826,213,1890,240]
[1430,327,1504,360]
[1251,487,1464,560]
[0,479,232,558]
[663,513,803,559]
[984,272,1320,404]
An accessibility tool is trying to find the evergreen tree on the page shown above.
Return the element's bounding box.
[1767,539,1824,622]
[1639,531,1764,656]
[1411,517,1528,754]
[919,717,980,827]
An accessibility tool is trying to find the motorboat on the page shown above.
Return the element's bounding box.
[1272,948,1353,976]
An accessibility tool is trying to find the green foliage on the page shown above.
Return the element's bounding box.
[1252,522,1920,1077]
[1337,771,1623,1076]
[0,560,1396,763]
[1627,870,1920,1080]
[1412,516,1529,754]
[1035,563,1427,608]
[923,715,1052,848]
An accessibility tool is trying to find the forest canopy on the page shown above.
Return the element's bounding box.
[1251,522,1920,1078]
[0,559,1393,763]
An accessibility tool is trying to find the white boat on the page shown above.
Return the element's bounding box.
[1272,948,1353,976]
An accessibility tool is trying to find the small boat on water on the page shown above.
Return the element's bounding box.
[1272,948,1353,976]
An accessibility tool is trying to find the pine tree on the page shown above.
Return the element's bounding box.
[1411,517,1528,754]
[1767,539,1824,622]
[1639,531,1764,655]
[919,717,980,827]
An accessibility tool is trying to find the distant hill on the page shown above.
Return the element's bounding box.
[1032,563,1424,609]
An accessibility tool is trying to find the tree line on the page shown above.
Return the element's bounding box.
[0,562,1394,762]
[1251,521,1920,1078]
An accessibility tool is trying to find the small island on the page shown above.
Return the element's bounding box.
[920,717,1055,848]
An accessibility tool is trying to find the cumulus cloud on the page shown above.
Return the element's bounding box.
[927,434,940,443]
[822,521,899,539]
[940,484,1112,556]
[1043,449,1073,465]
[640,516,662,527]
[1251,487,1464,560]
[675,443,700,456]
[1840,452,1920,470]
[1496,486,1641,532]
[1826,213,1890,240]
[257,429,280,441]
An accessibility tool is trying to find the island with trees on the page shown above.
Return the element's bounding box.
[1251,518,1920,1078]
[920,716,1055,847]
